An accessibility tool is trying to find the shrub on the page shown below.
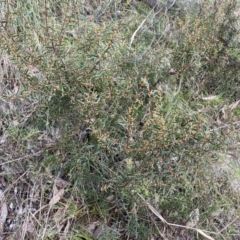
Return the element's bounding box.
[0,0,240,239]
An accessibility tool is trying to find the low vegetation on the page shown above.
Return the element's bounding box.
[0,0,240,239]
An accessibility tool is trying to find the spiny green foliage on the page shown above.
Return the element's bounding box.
[0,0,240,239]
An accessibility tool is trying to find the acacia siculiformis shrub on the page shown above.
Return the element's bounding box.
[0,0,239,237]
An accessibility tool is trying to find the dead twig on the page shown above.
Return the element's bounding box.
[218,216,239,234]
[138,194,217,240]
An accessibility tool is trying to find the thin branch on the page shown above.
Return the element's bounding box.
[138,194,217,240]
[218,216,239,234]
